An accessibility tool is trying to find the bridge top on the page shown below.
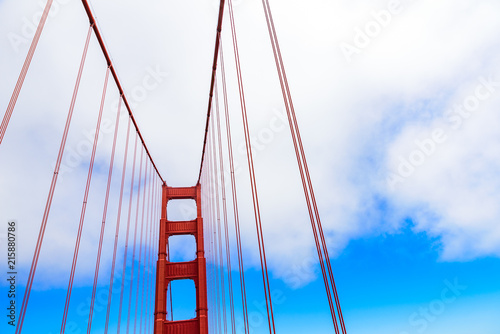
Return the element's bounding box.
[165,185,199,200]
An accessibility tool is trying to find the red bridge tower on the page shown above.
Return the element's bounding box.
[154,184,208,334]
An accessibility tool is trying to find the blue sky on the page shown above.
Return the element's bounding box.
[6,227,499,333]
[1,0,500,333]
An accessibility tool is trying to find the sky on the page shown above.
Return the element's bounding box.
[1,0,500,333]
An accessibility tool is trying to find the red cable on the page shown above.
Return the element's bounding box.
[214,80,237,333]
[265,0,345,329]
[127,155,149,334]
[87,96,126,334]
[260,2,339,324]
[227,0,276,332]
[0,0,54,145]
[139,169,154,334]
[79,0,164,183]
[117,136,142,334]
[260,1,340,330]
[60,66,110,334]
[104,132,139,334]
[208,133,221,334]
[210,103,228,333]
[15,25,93,334]
[144,175,153,334]
[141,173,152,334]
[219,45,250,334]
[205,168,217,334]
[197,0,227,183]
[135,163,149,334]
[137,164,152,334]
[150,179,161,331]
[202,168,216,334]
[202,170,215,334]
[208,132,222,333]
[260,1,347,332]
[146,179,156,333]
[257,2,339,328]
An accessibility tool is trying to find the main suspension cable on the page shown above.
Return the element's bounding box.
[197,0,227,183]
[79,0,164,183]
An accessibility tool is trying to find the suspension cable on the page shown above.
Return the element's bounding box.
[136,163,152,334]
[116,140,142,334]
[214,79,237,333]
[145,178,159,333]
[0,0,54,145]
[79,0,163,183]
[104,131,138,334]
[218,44,250,333]
[15,25,93,334]
[87,96,126,333]
[60,66,110,334]
[197,0,227,183]
[208,128,223,333]
[260,0,346,332]
[211,104,229,333]
[127,153,149,334]
[227,0,276,331]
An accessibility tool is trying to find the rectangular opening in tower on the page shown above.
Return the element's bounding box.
[167,199,197,221]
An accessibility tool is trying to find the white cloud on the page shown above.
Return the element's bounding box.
[1,0,500,290]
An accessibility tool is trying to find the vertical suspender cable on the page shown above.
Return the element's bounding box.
[145,177,155,334]
[117,146,143,333]
[202,167,216,334]
[210,104,228,333]
[61,66,110,334]
[117,142,143,333]
[214,81,237,333]
[15,25,93,334]
[144,177,155,333]
[0,0,54,145]
[136,163,151,334]
[104,132,138,334]
[87,98,127,334]
[219,45,249,334]
[139,169,154,334]
[150,180,161,331]
[208,130,222,333]
[227,0,276,332]
[259,1,346,332]
[127,155,149,333]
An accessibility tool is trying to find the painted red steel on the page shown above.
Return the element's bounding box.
[154,184,208,334]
